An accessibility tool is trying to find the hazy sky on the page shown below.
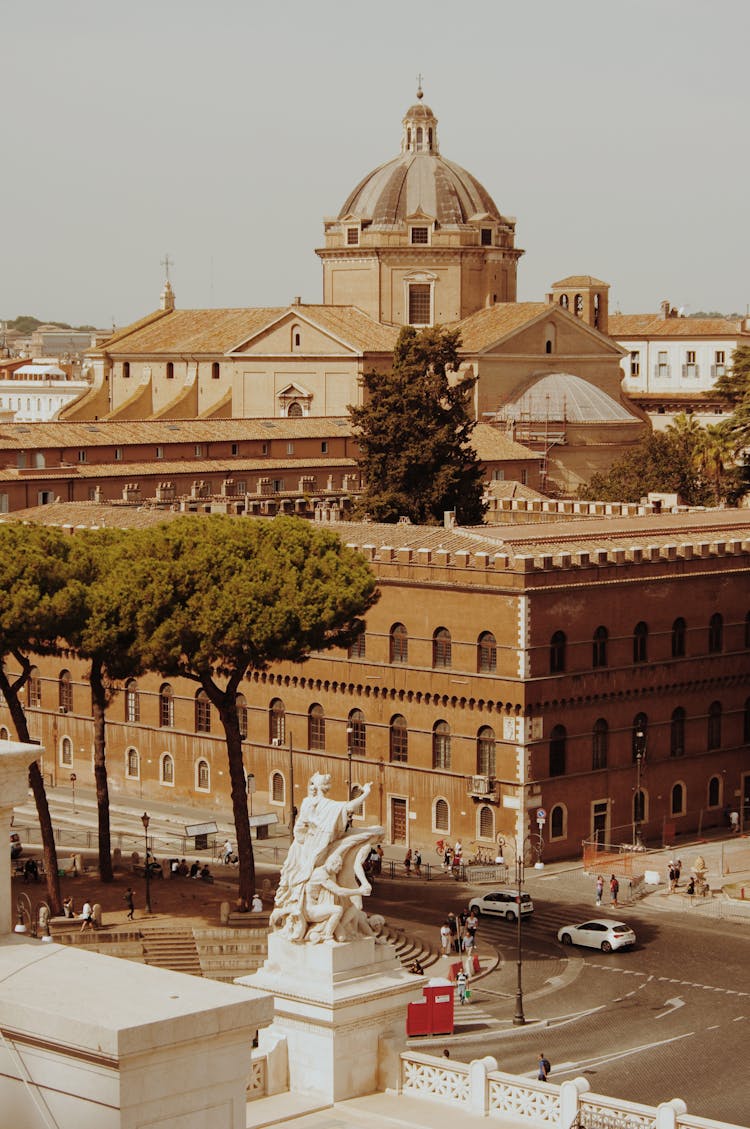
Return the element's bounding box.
[3,0,748,329]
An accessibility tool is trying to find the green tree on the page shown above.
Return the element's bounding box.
[715,345,750,408]
[56,528,150,882]
[350,325,487,525]
[133,515,378,907]
[579,430,713,505]
[0,524,71,913]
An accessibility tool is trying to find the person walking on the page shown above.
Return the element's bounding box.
[440,921,452,956]
[466,909,479,938]
[610,874,619,907]
[456,968,468,1005]
[404,848,412,875]
[537,1053,550,1081]
[124,887,135,920]
[668,861,677,893]
[80,902,94,933]
[447,912,459,953]
[595,875,604,906]
[461,928,475,974]
[414,848,422,877]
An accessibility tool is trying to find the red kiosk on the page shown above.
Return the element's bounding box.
[406,977,455,1037]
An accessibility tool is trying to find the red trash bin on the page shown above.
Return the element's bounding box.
[406,978,455,1036]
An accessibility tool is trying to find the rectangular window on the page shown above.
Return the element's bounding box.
[156,446,164,459]
[410,226,429,244]
[321,441,328,454]
[657,351,669,379]
[195,445,204,457]
[0,494,8,514]
[78,450,87,463]
[408,284,431,326]
[114,447,123,461]
[273,479,285,492]
[714,350,726,378]
[261,442,269,455]
[348,630,366,659]
[481,228,492,246]
[520,469,528,485]
[684,350,698,379]
[346,227,359,245]
[630,351,640,377]
[286,442,294,455]
[492,469,505,481]
[231,443,239,456]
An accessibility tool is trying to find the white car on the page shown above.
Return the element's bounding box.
[557,919,636,953]
[468,890,534,922]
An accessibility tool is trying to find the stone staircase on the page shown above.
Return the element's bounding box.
[141,927,202,976]
[194,927,270,982]
[379,923,440,972]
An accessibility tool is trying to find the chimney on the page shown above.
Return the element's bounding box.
[660,300,670,320]
[291,296,302,306]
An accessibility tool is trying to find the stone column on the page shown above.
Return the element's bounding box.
[0,741,42,935]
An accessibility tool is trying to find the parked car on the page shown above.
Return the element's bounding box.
[468,890,534,921]
[557,919,636,953]
[10,832,22,859]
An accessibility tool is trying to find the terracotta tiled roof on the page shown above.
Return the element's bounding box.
[0,457,357,483]
[94,305,399,357]
[609,314,745,338]
[471,423,541,462]
[454,303,551,351]
[0,417,353,450]
[552,275,609,288]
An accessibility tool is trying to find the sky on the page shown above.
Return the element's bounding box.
[2,0,748,330]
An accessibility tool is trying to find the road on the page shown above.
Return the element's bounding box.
[375,877,750,1126]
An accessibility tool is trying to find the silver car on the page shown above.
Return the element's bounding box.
[557,919,636,953]
[468,890,534,922]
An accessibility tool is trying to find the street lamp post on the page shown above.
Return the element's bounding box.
[70,772,77,813]
[346,726,354,798]
[633,726,646,848]
[141,811,152,914]
[288,732,296,833]
[512,827,545,1027]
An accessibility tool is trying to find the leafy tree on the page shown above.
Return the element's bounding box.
[579,430,714,505]
[350,325,487,525]
[56,528,150,882]
[0,524,72,913]
[715,345,750,408]
[132,515,378,907]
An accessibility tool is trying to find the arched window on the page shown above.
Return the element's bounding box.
[708,613,723,654]
[348,708,366,755]
[477,631,497,673]
[125,679,140,723]
[432,721,451,770]
[161,753,174,785]
[58,669,72,713]
[270,771,285,803]
[670,708,686,757]
[550,804,566,840]
[574,293,583,316]
[477,726,496,777]
[708,775,721,808]
[433,627,452,668]
[269,699,285,746]
[159,683,174,728]
[212,362,220,380]
[633,622,648,663]
[196,759,210,791]
[632,713,648,762]
[549,725,566,776]
[126,746,139,778]
[671,617,686,658]
[550,631,566,674]
[434,797,450,833]
[634,789,646,825]
[123,361,130,379]
[287,401,303,418]
[166,361,174,380]
[0,727,8,741]
[195,689,211,733]
[592,626,608,669]
[559,294,569,309]
[390,623,408,664]
[291,325,302,350]
[478,805,494,840]
[27,667,41,709]
[389,714,408,763]
[236,693,248,740]
[348,628,366,659]
[671,783,685,816]
[308,703,325,751]
[60,736,73,767]
[707,700,722,750]
[592,718,608,769]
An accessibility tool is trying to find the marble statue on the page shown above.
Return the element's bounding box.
[271,772,382,944]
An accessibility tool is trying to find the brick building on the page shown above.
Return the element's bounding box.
[5,505,749,862]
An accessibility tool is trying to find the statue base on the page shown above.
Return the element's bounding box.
[238,932,423,1102]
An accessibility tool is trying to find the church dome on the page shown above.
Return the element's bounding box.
[502,373,634,423]
[338,88,502,229]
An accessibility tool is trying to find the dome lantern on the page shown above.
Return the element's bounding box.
[401,85,439,155]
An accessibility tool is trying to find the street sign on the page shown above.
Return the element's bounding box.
[185,821,218,838]
[246,772,256,795]
[536,808,546,824]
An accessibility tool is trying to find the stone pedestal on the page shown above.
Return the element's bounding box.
[238,932,422,1102]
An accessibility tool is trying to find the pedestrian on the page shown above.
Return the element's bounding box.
[404,848,412,874]
[730,810,740,834]
[80,901,94,933]
[668,862,677,893]
[458,907,468,931]
[440,921,452,956]
[189,860,200,879]
[674,859,682,885]
[447,912,460,953]
[63,896,74,919]
[170,858,180,878]
[456,968,468,1004]
[537,1053,551,1081]
[222,839,233,865]
[595,875,604,906]
[610,874,619,906]
[442,1048,450,1058]
[414,848,422,877]
[375,843,383,874]
[251,893,264,912]
[461,929,475,973]
[454,839,463,860]
[124,887,135,920]
[443,845,453,869]
[466,909,479,938]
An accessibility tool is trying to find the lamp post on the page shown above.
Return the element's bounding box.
[346,726,354,799]
[288,732,296,833]
[70,772,77,814]
[141,811,152,914]
[512,827,544,1027]
[633,726,646,848]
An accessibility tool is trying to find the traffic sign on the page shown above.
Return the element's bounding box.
[536,808,546,824]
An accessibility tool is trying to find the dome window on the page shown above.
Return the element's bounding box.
[410,226,429,245]
[481,228,492,246]
[346,227,359,246]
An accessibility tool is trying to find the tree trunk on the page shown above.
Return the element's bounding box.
[0,664,62,913]
[217,694,255,907]
[90,659,113,882]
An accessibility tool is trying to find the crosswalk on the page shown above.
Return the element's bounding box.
[469,900,645,955]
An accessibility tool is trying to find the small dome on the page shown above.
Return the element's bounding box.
[338,92,502,228]
[502,373,634,423]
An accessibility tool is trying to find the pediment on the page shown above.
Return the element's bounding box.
[227,308,360,358]
[278,382,312,399]
[468,307,625,359]
[405,208,435,224]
